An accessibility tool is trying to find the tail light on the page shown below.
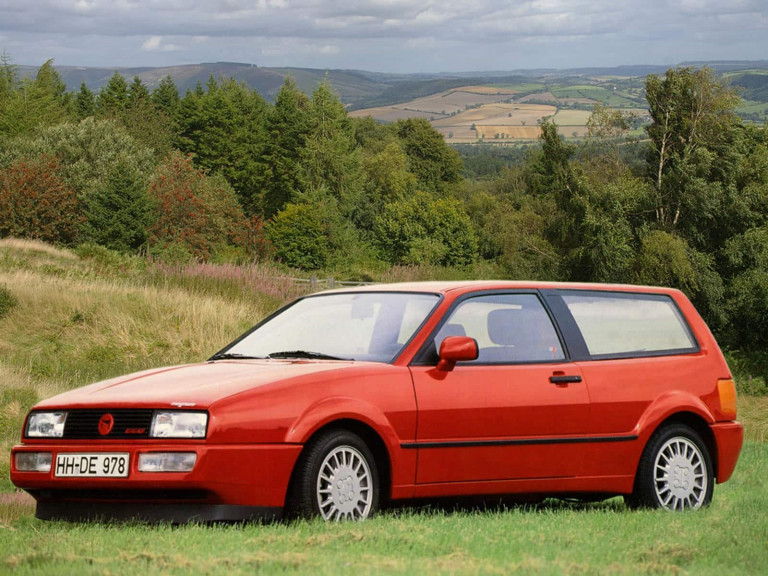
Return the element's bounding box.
[717,378,737,420]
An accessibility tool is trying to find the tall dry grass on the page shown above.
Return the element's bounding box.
[740,395,768,444]
[0,240,278,489]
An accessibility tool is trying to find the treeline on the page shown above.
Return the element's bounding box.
[0,57,767,361]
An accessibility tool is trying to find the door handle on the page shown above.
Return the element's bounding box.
[549,375,582,384]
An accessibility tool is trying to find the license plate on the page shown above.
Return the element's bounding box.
[54,453,130,478]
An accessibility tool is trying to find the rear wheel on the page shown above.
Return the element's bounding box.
[627,424,713,511]
[287,430,379,521]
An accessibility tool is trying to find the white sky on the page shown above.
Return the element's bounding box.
[1,0,766,72]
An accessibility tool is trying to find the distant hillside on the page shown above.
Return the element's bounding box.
[727,71,768,102]
[15,60,768,109]
[17,61,433,106]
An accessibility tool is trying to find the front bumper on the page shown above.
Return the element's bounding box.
[11,442,303,523]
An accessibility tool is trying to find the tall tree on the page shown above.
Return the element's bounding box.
[81,162,151,252]
[152,75,180,116]
[394,118,463,194]
[175,76,268,212]
[97,71,129,115]
[0,50,17,99]
[0,59,71,136]
[645,67,741,232]
[127,76,150,105]
[75,82,96,119]
[257,77,311,218]
[302,79,363,210]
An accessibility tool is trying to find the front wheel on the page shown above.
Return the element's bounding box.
[287,430,379,521]
[627,424,713,511]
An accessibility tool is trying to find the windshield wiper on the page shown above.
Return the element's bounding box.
[209,352,266,361]
[267,350,349,361]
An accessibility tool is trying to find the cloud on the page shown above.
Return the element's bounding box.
[0,0,766,71]
[141,36,181,52]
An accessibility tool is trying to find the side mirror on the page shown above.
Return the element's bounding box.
[437,336,478,372]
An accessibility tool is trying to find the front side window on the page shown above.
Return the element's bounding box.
[223,292,439,363]
[434,294,564,363]
[561,292,697,358]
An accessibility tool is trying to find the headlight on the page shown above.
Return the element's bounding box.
[150,412,207,438]
[26,412,67,438]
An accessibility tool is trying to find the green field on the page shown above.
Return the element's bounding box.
[1,240,766,574]
[483,83,546,93]
[550,86,641,108]
[736,100,768,122]
[1,443,766,574]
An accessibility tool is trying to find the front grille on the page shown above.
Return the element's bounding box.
[62,409,154,439]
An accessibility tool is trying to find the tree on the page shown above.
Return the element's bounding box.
[645,67,741,231]
[2,117,156,205]
[256,78,311,217]
[266,203,329,269]
[97,71,129,115]
[81,162,151,252]
[0,59,71,136]
[374,191,478,266]
[147,152,248,261]
[0,50,17,100]
[0,155,81,244]
[301,79,363,211]
[75,82,96,119]
[176,76,268,213]
[127,76,150,106]
[584,103,634,181]
[152,75,180,116]
[394,118,463,194]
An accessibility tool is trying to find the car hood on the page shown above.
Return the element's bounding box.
[33,360,370,410]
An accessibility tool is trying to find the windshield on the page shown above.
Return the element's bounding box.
[218,292,440,363]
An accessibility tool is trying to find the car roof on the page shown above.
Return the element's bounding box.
[319,280,679,297]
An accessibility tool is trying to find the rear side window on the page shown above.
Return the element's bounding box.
[561,292,697,358]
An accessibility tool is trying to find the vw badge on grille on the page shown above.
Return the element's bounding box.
[98,413,115,436]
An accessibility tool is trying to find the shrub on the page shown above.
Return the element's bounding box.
[147,152,248,261]
[266,203,328,269]
[0,155,81,244]
[374,191,478,266]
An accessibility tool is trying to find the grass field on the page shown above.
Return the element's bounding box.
[550,86,641,108]
[1,239,766,574]
[1,443,765,574]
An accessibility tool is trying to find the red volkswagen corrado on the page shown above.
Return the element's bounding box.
[11,281,743,522]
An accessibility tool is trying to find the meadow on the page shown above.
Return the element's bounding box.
[1,239,766,574]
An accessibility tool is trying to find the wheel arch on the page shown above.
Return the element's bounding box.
[284,418,393,509]
[635,410,718,483]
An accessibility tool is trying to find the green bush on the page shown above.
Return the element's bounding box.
[374,191,478,266]
[266,203,329,270]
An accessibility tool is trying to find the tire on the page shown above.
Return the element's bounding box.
[287,429,379,521]
[627,424,714,511]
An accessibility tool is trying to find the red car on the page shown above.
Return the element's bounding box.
[11,282,743,522]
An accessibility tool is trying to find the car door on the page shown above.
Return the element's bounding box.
[409,292,590,484]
